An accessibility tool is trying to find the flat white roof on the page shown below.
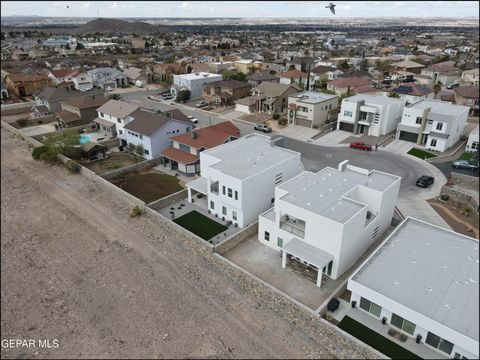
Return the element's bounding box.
[204,134,301,179]
[351,217,479,341]
[175,72,222,80]
[278,166,399,223]
[290,91,338,104]
[283,237,333,269]
[407,99,470,116]
[344,93,404,106]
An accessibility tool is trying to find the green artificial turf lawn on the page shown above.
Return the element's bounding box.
[173,211,228,240]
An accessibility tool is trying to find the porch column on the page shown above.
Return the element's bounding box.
[316,271,322,288]
[188,187,192,203]
[282,250,287,269]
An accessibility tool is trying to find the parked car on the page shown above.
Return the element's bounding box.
[254,124,272,133]
[452,160,479,170]
[446,83,460,89]
[349,142,372,151]
[106,86,113,92]
[162,93,174,99]
[196,101,208,108]
[416,175,435,188]
[188,115,198,124]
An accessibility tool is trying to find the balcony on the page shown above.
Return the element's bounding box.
[280,215,305,239]
[210,180,219,195]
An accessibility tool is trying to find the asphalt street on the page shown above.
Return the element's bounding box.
[433,161,479,178]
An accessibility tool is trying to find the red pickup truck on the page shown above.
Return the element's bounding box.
[349,142,372,151]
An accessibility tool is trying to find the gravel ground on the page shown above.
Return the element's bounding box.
[0,128,375,359]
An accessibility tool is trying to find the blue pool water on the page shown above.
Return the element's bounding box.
[79,134,92,145]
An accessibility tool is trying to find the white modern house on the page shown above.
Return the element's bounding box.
[94,100,139,145]
[287,91,338,129]
[396,99,469,152]
[258,160,400,286]
[172,72,223,100]
[348,217,479,360]
[337,94,405,137]
[466,126,479,153]
[123,109,192,160]
[187,134,304,228]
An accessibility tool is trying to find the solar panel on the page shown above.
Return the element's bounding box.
[395,85,413,94]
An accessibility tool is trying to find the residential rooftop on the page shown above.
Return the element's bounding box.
[290,91,338,104]
[344,93,404,106]
[204,133,301,179]
[407,98,470,116]
[277,165,400,223]
[351,217,479,342]
[175,72,221,80]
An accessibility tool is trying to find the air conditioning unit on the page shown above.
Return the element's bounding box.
[382,317,387,325]
[416,334,422,344]
[366,211,372,219]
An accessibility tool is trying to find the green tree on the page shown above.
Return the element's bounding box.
[108,94,122,100]
[135,144,144,156]
[388,92,400,98]
[176,90,191,103]
[432,82,442,99]
[222,70,247,82]
[314,75,329,89]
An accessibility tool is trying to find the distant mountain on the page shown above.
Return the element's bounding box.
[75,18,170,34]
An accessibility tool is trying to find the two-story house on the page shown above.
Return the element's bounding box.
[337,94,405,136]
[388,83,435,104]
[235,82,299,115]
[454,86,479,117]
[94,100,139,144]
[327,76,371,95]
[123,108,193,160]
[161,121,240,176]
[56,95,108,128]
[186,133,304,228]
[396,99,469,152]
[278,70,309,90]
[461,68,479,86]
[202,79,252,107]
[5,73,50,97]
[247,72,280,87]
[287,91,339,129]
[87,67,128,89]
[258,160,400,286]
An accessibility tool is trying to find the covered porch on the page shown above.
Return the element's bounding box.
[160,147,199,176]
[93,117,117,138]
[187,176,208,203]
[282,237,334,288]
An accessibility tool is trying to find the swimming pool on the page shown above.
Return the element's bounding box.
[79,134,92,145]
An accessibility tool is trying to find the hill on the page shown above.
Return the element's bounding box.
[75,18,169,34]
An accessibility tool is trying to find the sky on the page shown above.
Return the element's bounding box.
[1,1,479,18]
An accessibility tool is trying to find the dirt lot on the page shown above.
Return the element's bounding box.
[110,170,184,203]
[428,199,479,239]
[79,153,142,175]
[1,128,373,359]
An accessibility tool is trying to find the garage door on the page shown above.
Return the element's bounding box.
[339,122,354,132]
[399,131,418,143]
[295,117,312,128]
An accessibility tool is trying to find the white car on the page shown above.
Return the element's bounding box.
[188,115,198,124]
[106,86,113,92]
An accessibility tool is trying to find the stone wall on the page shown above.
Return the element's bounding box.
[440,186,478,213]
[100,156,165,180]
[1,120,43,147]
[449,172,479,189]
[1,101,36,113]
[147,189,188,210]
[214,221,258,255]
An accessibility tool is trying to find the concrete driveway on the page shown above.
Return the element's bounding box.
[310,130,353,146]
[279,125,320,142]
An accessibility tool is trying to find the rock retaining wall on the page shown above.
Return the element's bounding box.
[147,189,188,210]
[214,221,258,255]
[100,156,164,180]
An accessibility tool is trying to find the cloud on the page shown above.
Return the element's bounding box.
[181,2,190,9]
[83,1,90,10]
[111,2,118,9]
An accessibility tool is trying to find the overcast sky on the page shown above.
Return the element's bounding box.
[1,1,479,18]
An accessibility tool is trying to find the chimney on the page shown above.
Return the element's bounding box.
[191,130,197,139]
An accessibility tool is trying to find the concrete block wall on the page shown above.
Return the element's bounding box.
[214,221,258,255]
[147,189,188,210]
[449,172,479,189]
[100,157,165,180]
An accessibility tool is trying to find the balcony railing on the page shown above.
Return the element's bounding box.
[280,221,305,239]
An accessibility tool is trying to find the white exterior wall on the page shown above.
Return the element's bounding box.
[73,73,93,91]
[348,284,479,359]
[200,150,303,228]
[173,73,222,99]
[235,103,253,113]
[289,96,338,128]
[96,111,134,141]
[466,126,479,152]
[125,132,153,159]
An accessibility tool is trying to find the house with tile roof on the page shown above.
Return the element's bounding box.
[202,79,252,107]
[389,83,435,104]
[236,82,300,115]
[56,94,108,128]
[5,73,50,97]
[278,69,309,90]
[160,121,240,176]
[327,76,371,95]
[454,85,479,116]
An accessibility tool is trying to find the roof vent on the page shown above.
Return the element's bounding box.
[393,280,400,285]
[445,304,452,309]
[456,280,463,285]
[425,286,432,291]
[306,202,311,206]
[441,264,447,269]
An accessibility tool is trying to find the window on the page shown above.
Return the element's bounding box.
[430,139,437,147]
[322,261,333,276]
[329,104,332,110]
[234,191,238,200]
[344,110,353,117]
[359,297,382,317]
[144,149,149,155]
[275,173,283,185]
[117,118,121,123]
[436,122,443,131]
[222,206,227,215]
[277,237,283,247]
[210,201,214,209]
[232,211,237,220]
[472,142,479,150]
[391,313,416,335]
[222,186,226,195]
[119,130,122,134]
[425,332,454,355]
[100,112,104,117]
[264,231,270,241]
[140,134,143,139]
[228,188,233,198]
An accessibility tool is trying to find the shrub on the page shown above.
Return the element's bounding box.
[40,148,59,163]
[66,160,81,174]
[440,194,450,201]
[130,205,143,218]
[62,146,82,160]
[278,118,288,126]
[272,113,280,120]
[16,118,28,127]
[464,207,473,215]
[135,144,144,156]
[32,145,49,160]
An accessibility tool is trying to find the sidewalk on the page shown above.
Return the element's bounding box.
[397,198,452,230]
[310,130,354,146]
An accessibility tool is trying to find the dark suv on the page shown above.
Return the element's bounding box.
[416,175,434,188]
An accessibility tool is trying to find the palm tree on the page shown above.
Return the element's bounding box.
[433,82,442,99]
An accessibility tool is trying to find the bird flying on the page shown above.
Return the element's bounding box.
[326,2,336,14]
